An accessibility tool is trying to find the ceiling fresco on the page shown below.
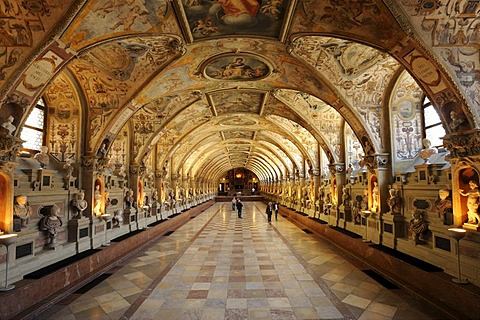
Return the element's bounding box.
[176,0,289,40]
[1,0,478,182]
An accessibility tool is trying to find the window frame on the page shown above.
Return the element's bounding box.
[20,98,46,154]
[422,96,445,149]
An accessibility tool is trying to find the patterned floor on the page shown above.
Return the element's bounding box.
[34,202,447,320]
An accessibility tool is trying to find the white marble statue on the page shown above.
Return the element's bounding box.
[419,138,438,163]
[1,115,16,135]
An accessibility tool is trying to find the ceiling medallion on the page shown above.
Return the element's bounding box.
[200,52,272,81]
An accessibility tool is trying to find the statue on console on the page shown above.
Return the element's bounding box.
[71,192,88,219]
[341,185,350,207]
[14,195,31,228]
[39,205,63,249]
[351,195,363,225]
[371,181,379,213]
[93,184,102,216]
[34,146,50,168]
[448,110,467,132]
[1,115,16,135]
[435,189,453,225]
[387,188,401,214]
[409,209,428,244]
[112,210,123,227]
[125,189,135,209]
[419,138,438,163]
[63,158,74,179]
[458,180,480,225]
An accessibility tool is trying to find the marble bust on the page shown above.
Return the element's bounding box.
[14,195,31,228]
[419,138,438,163]
[1,115,16,135]
[34,146,50,168]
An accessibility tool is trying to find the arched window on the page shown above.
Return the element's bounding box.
[422,97,445,148]
[20,98,46,152]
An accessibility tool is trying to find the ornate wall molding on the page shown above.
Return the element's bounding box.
[443,130,480,159]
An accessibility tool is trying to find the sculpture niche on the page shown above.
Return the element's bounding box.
[458,180,480,226]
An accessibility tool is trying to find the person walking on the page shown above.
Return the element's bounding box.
[266,202,273,222]
[274,201,280,221]
[236,199,243,218]
[231,197,236,211]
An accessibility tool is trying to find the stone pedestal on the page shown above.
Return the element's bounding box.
[68,218,91,253]
[463,223,480,231]
[136,208,146,230]
[338,205,350,229]
[91,219,106,248]
[123,208,137,232]
[381,214,405,249]
[329,206,338,227]
[368,216,381,244]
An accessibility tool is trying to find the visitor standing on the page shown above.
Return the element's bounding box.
[231,197,236,211]
[274,201,280,221]
[236,199,243,218]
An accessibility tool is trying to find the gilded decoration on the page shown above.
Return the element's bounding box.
[43,73,80,162]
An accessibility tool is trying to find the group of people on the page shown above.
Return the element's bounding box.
[231,197,244,218]
[231,198,280,222]
[265,201,280,222]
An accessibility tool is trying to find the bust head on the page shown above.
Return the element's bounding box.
[469,180,478,189]
[422,138,431,148]
[389,188,396,197]
[438,189,450,200]
[16,195,27,205]
[50,205,60,217]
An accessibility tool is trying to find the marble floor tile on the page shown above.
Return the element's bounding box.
[32,203,449,320]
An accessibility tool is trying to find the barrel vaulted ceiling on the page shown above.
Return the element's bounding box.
[0,0,478,182]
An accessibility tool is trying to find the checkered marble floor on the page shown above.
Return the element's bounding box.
[35,203,446,319]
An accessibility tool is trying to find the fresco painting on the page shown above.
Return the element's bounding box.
[181,0,287,39]
[204,54,270,80]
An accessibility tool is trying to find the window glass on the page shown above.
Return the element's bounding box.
[424,105,441,128]
[20,98,45,152]
[23,107,44,129]
[422,97,444,148]
[20,127,43,150]
[425,126,445,147]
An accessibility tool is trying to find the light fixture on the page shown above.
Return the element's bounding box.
[447,228,468,284]
[0,234,18,291]
[362,210,371,243]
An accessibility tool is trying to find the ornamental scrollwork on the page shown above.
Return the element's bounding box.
[0,134,23,167]
[376,154,389,169]
[443,130,480,159]
[129,165,140,175]
[81,156,97,172]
